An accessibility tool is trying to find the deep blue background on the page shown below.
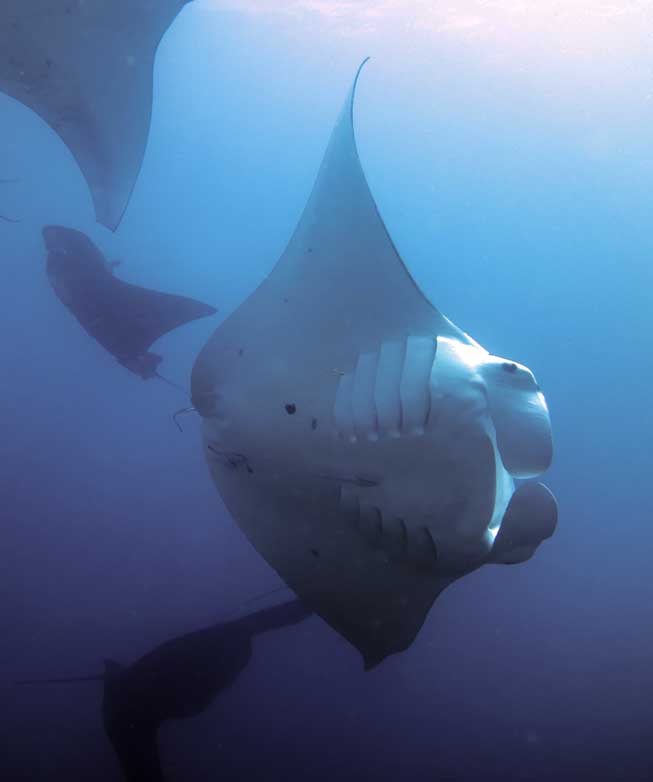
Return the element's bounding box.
[1,3,652,780]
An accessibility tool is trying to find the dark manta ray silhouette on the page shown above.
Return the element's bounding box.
[43,225,216,381]
[18,600,312,782]
[0,0,194,230]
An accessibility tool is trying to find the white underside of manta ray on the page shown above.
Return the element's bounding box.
[192,61,556,669]
[0,0,193,230]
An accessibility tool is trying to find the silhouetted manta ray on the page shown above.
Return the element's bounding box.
[0,0,193,230]
[191,60,557,669]
[43,225,216,381]
[18,600,311,782]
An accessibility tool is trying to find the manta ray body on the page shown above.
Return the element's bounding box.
[191,62,557,668]
[0,0,193,229]
[43,225,215,380]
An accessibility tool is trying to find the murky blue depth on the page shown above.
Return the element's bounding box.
[1,3,652,780]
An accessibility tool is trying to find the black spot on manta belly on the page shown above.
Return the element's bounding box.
[285,403,297,415]
[503,362,518,373]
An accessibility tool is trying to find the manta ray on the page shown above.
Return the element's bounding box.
[191,61,557,669]
[0,0,193,230]
[17,600,311,782]
[43,225,216,380]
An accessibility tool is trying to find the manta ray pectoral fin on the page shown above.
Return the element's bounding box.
[231,599,312,637]
[0,0,193,229]
[119,352,163,379]
[116,281,217,357]
[191,59,472,408]
[354,575,458,671]
[286,555,457,671]
[490,482,557,565]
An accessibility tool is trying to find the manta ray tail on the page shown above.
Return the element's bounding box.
[231,599,312,637]
[16,658,125,686]
[153,371,190,398]
[15,674,106,685]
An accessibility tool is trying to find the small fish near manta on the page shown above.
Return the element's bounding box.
[43,225,216,381]
[17,600,311,782]
[0,0,194,230]
[191,61,557,669]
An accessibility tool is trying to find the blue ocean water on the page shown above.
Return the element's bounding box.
[1,3,652,780]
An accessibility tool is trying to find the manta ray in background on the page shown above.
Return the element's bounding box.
[191,60,557,669]
[17,600,312,782]
[43,225,216,381]
[0,0,194,230]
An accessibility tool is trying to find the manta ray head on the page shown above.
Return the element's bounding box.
[42,225,97,257]
[431,337,553,481]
